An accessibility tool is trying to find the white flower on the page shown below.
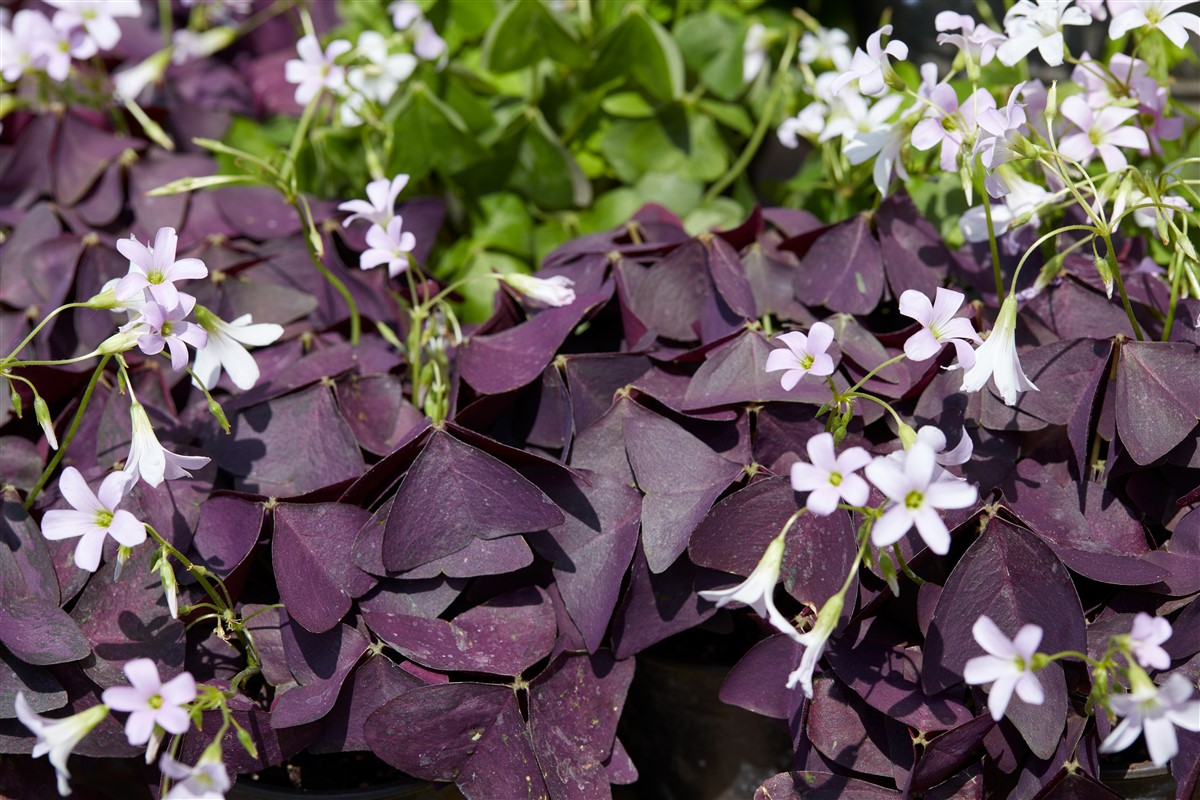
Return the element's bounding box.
[865,442,978,555]
[1127,613,1172,671]
[1108,0,1200,49]
[42,12,98,81]
[360,216,417,278]
[831,25,908,97]
[916,425,974,470]
[341,31,417,126]
[1057,95,1149,172]
[1,11,54,82]
[743,22,768,83]
[161,749,232,800]
[785,592,844,698]
[40,467,144,572]
[963,616,1046,721]
[898,288,981,369]
[844,118,911,197]
[959,170,1052,242]
[192,307,283,392]
[14,694,109,796]
[124,402,211,489]
[101,659,196,747]
[284,34,352,105]
[935,12,1006,69]
[699,534,803,644]
[764,322,836,390]
[960,295,1039,406]
[115,227,208,311]
[822,93,903,145]
[975,82,1030,194]
[389,0,423,30]
[498,273,577,307]
[44,0,139,51]
[339,174,410,230]
[778,103,827,148]
[798,27,851,70]
[1101,672,1200,766]
[790,432,872,515]
[997,0,1092,67]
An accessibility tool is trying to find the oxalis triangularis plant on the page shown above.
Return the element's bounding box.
[2,0,1199,798]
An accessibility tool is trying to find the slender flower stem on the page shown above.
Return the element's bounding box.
[974,159,1005,301]
[1163,245,1184,341]
[891,544,925,585]
[23,355,111,510]
[704,28,799,203]
[5,351,103,368]
[845,391,905,430]
[1099,228,1145,341]
[292,197,361,345]
[1043,649,1100,666]
[844,354,907,396]
[1,303,89,365]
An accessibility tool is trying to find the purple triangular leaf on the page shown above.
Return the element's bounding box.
[795,215,884,314]
[682,329,842,409]
[611,547,723,659]
[906,714,994,793]
[705,235,757,318]
[626,240,711,342]
[335,374,429,457]
[1115,341,1200,465]
[188,495,263,580]
[0,596,90,666]
[876,191,952,301]
[307,653,424,754]
[720,634,803,719]
[807,676,915,782]
[272,620,369,728]
[382,430,563,572]
[1,495,59,605]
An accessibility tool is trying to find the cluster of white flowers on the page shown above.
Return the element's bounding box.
[339,174,419,278]
[17,659,226,798]
[0,1,139,83]
[284,2,446,127]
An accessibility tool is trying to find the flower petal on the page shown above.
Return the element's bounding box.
[58,467,103,514]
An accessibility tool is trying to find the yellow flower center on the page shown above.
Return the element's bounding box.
[904,490,923,510]
[95,510,113,528]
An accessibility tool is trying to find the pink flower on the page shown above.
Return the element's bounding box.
[912,86,997,172]
[126,298,209,372]
[1108,1,1200,49]
[975,83,1030,196]
[1128,613,1172,670]
[765,322,836,390]
[339,174,410,229]
[865,442,978,555]
[1058,95,1150,172]
[40,468,144,572]
[101,659,196,747]
[963,616,1046,721]
[898,288,981,369]
[935,12,1006,68]
[360,216,417,278]
[284,34,352,105]
[790,433,872,515]
[1,11,55,82]
[114,227,208,311]
[44,0,139,51]
[698,534,803,644]
[160,750,232,800]
[1101,673,1200,766]
[831,25,908,97]
[997,0,1092,67]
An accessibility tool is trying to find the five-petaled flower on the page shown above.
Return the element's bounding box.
[997,0,1092,67]
[865,441,978,555]
[1100,672,1200,766]
[1107,0,1200,49]
[1127,613,1172,671]
[126,298,209,372]
[1057,95,1150,173]
[340,174,410,230]
[44,0,140,51]
[40,467,144,572]
[963,615,1046,721]
[790,432,872,516]
[115,227,208,311]
[14,693,109,797]
[360,216,418,277]
[284,34,352,105]
[899,288,981,369]
[160,748,233,800]
[765,322,836,390]
[831,24,908,97]
[101,659,196,748]
[698,534,803,644]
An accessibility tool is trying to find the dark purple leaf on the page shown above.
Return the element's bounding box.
[876,191,952,300]
[623,406,743,572]
[124,464,213,553]
[272,620,369,728]
[0,495,59,605]
[528,652,635,800]
[742,240,815,324]
[907,714,994,793]
[825,617,974,732]
[53,114,141,206]
[364,586,556,676]
[1114,341,1200,465]
[0,235,80,312]
[829,314,906,393]
[179,702,319,774]
[1032,770,1122,800]
[401,533,534,580]
[72,545,185,687]
[272,502,375,634]
[720,634,803,719]
[706,234,757,318]
[0,648,66,718]
[1001,461,1166,585]
[129,153,213,236]
[0,597,90,666]
[217,268,317,328]
[335,374,428,457]
[459,296,601,395]
[611,547,722,659]
[682,329,843,409]
[562,354,652,434]
[626,240,711,342]
[756,771,902,799]
[188,495,263,580]
[924,519,1082,758]
[381,430,563,572]
[0,116,55,198]
[795,215,884,315]
[214,185,301,240]
[210,384,365,497]
[366,682,547,799]
[981,339,1111,433]
[308,653,424,754]
[1022,280,1136,341]
[0,439,41,493]
[358,576,467,621]
[807,676,915,782]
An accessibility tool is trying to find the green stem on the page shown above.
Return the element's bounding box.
[844,353,906,396]
[1162,240,1184,342]
[1043,649,1099,666]
[23,356,110,510]
[1,303,87,364]
[891,544,925,586]
[292,195,361,345]
[6,351,102,368]
[975,160,1005,301]
[704,28,798,203]
[845,391,905,429]
[283,90,323,186]
[1099,229,1144,341]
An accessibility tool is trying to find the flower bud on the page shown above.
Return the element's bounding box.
[114,545,134,582]
[897,423,918,450]
[879,552,901,596]
[85,286,119,309]
[34,396,59,450]
[497,273,577,307]
[98,331,141,355]
[1044,81,1058,123]
[9,383,23,419]
[155,549,180,619]
[1095,256,1114,299]
[207,395,230,435]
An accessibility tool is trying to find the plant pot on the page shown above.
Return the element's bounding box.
[617,653,793,800]
[1099,762,1176,800]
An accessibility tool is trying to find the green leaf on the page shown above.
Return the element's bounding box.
[598,106,727,184]
[589,8,683,103]
[683,197,746,235]
[471,192,535,258]
[577,187,641,233]
[506,111,592,210]
[633,172,703,216]
[480,0,585,73]
[673,10,747,100]
[386,84,487,180]
[696,98,753,136]
[601,91,657,119]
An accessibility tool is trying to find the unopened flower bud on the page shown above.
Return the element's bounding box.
[85,286,119,309]
[1044,81,1058,123]
[1095,256,1114,299]
[155,549,180,619]
[879,552,901,596]
[114,545,134,582]
[897,423,918,450]
[9,383,23,419]
[98,331,141,355]
[498,273,577,307]
[33,396,58,450]
[207,395,230,435]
